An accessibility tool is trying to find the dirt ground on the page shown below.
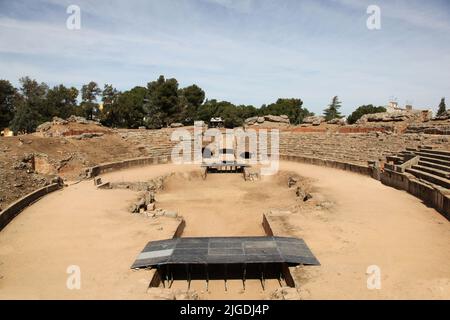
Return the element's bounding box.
[1,161,449,299]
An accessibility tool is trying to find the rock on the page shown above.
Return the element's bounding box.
[327,118,346,125]
[13,161,29,170]
[270,287,301,300]
[144,191,155,205]
[164,210,178,218]
[287,176,298,188]
[52,116,68,125]
[317,201,333,209]
[303,116,325,126]
[245,115,290,126]
[137,197,146,207]
[36,122,52,132]
[263,115,290,124]
[147,202,155,211]
[67,115,89,124]
[51,176,64,186]
[170,123,184,128]
[243,168,260,181]
[129,204,138,213]
[154,208,165,217]
[296,187,312,201]
[244,116,258,125]
[356,111,423,124]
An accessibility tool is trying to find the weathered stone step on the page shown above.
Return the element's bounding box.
[415,151,450,162]
[419,149,450,157]
[418,156,450,167]
[418,160,450,173]
[405,168,450,189]
[411,165,450,179]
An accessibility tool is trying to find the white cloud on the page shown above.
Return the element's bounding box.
[0,0,449,114]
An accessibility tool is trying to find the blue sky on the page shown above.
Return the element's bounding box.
[0,0,449,115]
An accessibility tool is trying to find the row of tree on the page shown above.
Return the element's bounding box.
[0,76,315,132]
[2,75,445,133]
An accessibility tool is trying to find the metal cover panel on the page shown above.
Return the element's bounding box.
[131,236,319,269]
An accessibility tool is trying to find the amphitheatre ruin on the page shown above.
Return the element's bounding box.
[0,111,449,300]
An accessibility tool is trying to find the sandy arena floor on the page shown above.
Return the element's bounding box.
[0,161,449,299]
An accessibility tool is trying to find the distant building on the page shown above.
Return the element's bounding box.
[385,100,433,121]
[386,101,403,113]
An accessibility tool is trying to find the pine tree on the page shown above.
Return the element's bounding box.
[437,97,446,117]
[323,96,342,121]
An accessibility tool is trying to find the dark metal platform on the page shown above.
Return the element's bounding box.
[131,236,320,269]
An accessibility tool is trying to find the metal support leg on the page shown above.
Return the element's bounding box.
[242,263,247,291]
[169,268,174,288]
[277,264,283,287]
[224,264,228,292]
[158,266,165,288]
[205,264,209,292]
[186,264,191,291]
[260,264,265,291]
[165,265,170,288]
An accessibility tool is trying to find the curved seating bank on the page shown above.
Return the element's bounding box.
[1,131,449,231]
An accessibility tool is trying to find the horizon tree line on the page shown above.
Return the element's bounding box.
[0,76,446,134]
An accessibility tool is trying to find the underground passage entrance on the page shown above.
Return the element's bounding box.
[132,236,320,290]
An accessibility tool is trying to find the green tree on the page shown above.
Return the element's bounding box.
[323,96,342,121]
[236,104,258,121]
[0,80,16,129]
[259,98,313,124]
[196,99,245,128]
[9,77,48,132]
[80,81,101,120]
[347,104,386,124]
[145,75,180,127]
[103,86,146,128]
[437,97,446,117]
[46,85,79,119]
[179,84,205,124]
[102,84,119,108]
[9,96,40,134]
[100,84,119,123]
